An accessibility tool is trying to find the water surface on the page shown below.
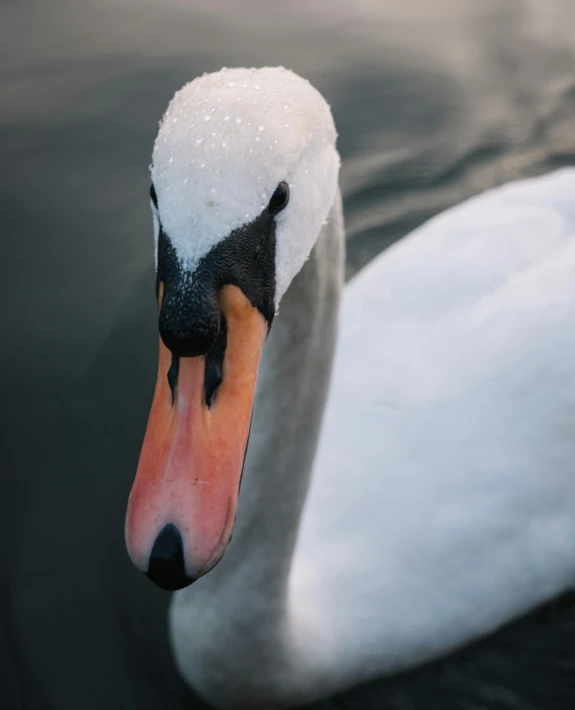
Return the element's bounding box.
[1,1,574,707]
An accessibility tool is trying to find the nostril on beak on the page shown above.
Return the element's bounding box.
[146,523,194,591]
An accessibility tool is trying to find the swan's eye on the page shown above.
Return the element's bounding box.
[268,181,290,215]
[150,183,158,208]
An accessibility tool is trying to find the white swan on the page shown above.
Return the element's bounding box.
[124,67,575,709]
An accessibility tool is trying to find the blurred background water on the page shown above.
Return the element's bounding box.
[1,0,575,707]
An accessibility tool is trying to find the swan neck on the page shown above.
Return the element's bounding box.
[231,188,345,587]
[169,189,345,704]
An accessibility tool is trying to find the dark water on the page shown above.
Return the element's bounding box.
[1,1,575,707]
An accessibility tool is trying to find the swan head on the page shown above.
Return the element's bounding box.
[125,67,340,590]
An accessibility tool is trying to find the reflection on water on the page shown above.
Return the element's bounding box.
[1,0,574,707]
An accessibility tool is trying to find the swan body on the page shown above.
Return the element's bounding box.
[125,67,575,708]
[293,168,575,686]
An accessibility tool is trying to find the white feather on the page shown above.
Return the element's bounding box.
[151,67,339,304]
[293,168,575,690]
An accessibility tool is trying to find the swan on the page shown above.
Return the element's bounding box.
[124,66,575,709]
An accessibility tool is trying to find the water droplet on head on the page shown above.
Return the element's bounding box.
[236,117,243,124]
[204,115,211,122]
[258,125,264,131]
[195,137,204,144]
[224,115,230,121]
[222,141,227,147]
[254,84,261,90]
[228,82,236,87]
[183,177,189,184]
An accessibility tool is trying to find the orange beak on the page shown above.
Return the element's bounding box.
[125,284,267,589]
